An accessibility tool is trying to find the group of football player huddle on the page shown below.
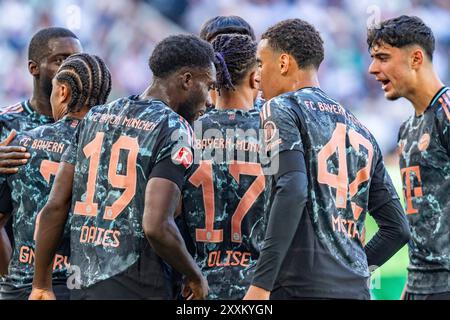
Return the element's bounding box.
[0,14,448,300]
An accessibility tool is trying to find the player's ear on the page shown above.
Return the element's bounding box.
[180,72,193,90]
[249,69,259,90]
[53,80,70,105]
[209,90,217,106]
[411,49,424,70]
[60,83,72,104]
[279,53,290,76]
[28,60,39,77]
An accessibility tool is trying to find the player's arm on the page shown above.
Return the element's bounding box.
[0,130,30,174]
[30,162,74,300]
[245,151,308,300]
[0,212,12,276]
[245,99,308,300]
[365,152,410,269]
[0,181,13,275]
[143,158,207,300]
[0,228,11,276]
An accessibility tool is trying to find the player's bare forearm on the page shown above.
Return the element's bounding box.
[148,217,202,281]
[143,178,204,284]
[32,163,74,290]
[33,205,68,289]
[0,224,11,275]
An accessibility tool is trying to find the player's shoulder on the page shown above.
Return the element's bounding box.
[0,101,27,120]
[433,88,450,124]
[398,115,414,138]
[153,105,193,145]
[124,96,176,122]
[265,87,323,113]
[253,97,266,111]
[12,118,75,148]
[87,95,145,114]
[260,93,301,126]
[267,91,298,108]
[202,108,259,121]
[92,96,130,113]
[165,109,191,130]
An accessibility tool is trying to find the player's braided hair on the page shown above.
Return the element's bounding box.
[55,53,112,113]
[200,16,256,43]
[211,34,257,94]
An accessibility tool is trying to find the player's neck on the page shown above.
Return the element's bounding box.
[67,107,90,120]
[140,82,173,109]
[284,69,320,93]
[30,85,53,117]
[215,87,254,112]
[407,70,444,116]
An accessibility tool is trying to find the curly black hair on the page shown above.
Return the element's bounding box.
[211,34,257,93]
[367,15,435,61]
[149,34,215,79]
[262,19,324,70]
[55,53,112,113]
[28,27,79,63]
[200,16,256,43]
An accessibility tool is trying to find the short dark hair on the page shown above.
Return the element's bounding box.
[367,15,435,61]
[55,53,112,112]
[200,16,256,43]
[28,27,79,62]
[262,19,324,70]
[149,34,215,79]
[212,34,257,93]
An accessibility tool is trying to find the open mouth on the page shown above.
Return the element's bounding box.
[380,79,391,91]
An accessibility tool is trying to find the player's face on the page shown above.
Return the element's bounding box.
[50,78,68,121]
[369,42,415,101]
[180,63,216,123]
[253,65,262,101]
[257,39,284,100]
[39,37,83,98]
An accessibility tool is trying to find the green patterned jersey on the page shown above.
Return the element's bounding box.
[182,109,269,300]
[0,117,79,288]
[398,86,450,294]
[63,96,193,295]
[260,87,399,299]
[0,101,53,141]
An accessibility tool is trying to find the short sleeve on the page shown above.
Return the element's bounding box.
[154,117,194,168]
[260,97,304,175]
[61,119,83,165]
[260,98,304,157]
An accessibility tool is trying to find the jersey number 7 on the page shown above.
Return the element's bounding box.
[189,160,265,244]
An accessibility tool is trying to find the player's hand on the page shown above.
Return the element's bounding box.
[182,275,209,300]
[0,130,30,174]
[243,285,270,300]
[28,287,56,300]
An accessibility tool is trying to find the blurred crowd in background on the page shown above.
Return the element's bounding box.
[1,0,450,157]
